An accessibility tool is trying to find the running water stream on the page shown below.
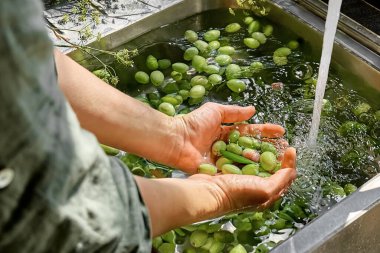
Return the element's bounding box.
[308,0,343,146]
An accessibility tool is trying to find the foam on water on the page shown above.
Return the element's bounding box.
[308,0,343,146]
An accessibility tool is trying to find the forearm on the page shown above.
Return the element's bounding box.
[54,50,181,166]
[135,176,226,237]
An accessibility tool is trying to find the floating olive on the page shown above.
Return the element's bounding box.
[225,23,241,33]
[172,62,189,73]
[204,30,221,42]
[213,231,234,243]
[157,243,175,253]
[250,61,264,72]
[189,85,206,99]
[215,54,232,66]
[150,70,164,86]
[353,102,371,116]
[185,30,198,43]
[194,40,210,54]
[191,75,209,87]
[248,20,260,34]
[171,71,182,81]
[204,65,220,74]
[344,183,357,195]
[178,89,190,100]
[209,41,221,50]
[226,64,241,80]
[209,241,225,253]
[184,47,199,61]
[218,46,235,55]
[273,56,288,66]
[229,244,247,253]
[208,74,223,86]
[244,38,260,49]
[190,230,208,248]
[135,71,150,84]
[251,32,267,44]
[192,55,207,72]
[158,59,172,70]
[158,102,175,116]
[227,79,247,93]
[274,47,292,57]
[262,24,273,36]
[244,16,254,25]
[287,40,299,50]
[146,55,159,70]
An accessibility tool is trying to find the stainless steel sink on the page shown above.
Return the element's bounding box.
[66,0,380,252]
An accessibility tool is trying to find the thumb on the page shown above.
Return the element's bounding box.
[210,103,255,123]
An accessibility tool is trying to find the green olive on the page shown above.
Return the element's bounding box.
[213,231,234,243]
[208,74,223,86]
[198,163,218,175]
[353,102,371,116]
[248,20,260,34]
[262,24,273,36]
[251,32,267,44]
[237,136,255,148]
[204,30,221,42]
[190,230,208,248]
[194,40,210,54]
[189,85,206,99]
[191,75,209,87]
[178,89,190,100]
[244,16,254,25]
[226,64,241,80]
[209,40,221,50]
[228,129,240,143]
[161,95,180,106]
[226,143,243,155]
[212,140,227,156]
[242,163,260,175]
[225,23,241,33]
[204,65,220,75]
[274,47,292,57]
[172,62,189,73]
[185,30,198,43]
[250,61,264,72]
[209,241,225,253]
[158,102,175,116]
[150,70,165,86]
[192,55,207,72]
[287,40,299,50]
[218,46,235,55]
[216,157,233,170]
[244,38,260,49]
[222,164,242,175]
[157,243,175,253]
[261,142,277,155]
[229,244,247,253]
[146,55,159,70]
[215,55,232,66]
[184,47,199,61]
[227,79,247,93]
[171,71,182,81]
[260,151,277,171]
[273,56,288,66]
[158,59,172,70]
[134,71,150,84]
[344,183,357,195]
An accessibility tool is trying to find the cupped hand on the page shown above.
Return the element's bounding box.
[172,102,285,174]
[190,147,297,213]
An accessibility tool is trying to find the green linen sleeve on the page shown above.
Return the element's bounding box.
[0,0,151,252]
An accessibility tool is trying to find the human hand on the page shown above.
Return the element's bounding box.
[171,102,286,174]
[189,147,297,212]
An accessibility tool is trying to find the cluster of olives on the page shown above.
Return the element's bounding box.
[198,128,282,177]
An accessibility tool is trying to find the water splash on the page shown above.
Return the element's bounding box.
[308,0,343,146]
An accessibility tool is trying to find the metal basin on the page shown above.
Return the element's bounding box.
[67,0,380,252]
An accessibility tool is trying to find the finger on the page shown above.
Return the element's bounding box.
[268,167,297,196]
[213,103,255,123]
[281,147,297,169]
[221,123,285,140]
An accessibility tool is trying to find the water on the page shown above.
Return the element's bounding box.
[308,0,343,146]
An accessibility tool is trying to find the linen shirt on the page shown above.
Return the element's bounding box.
[0,0,151,252]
